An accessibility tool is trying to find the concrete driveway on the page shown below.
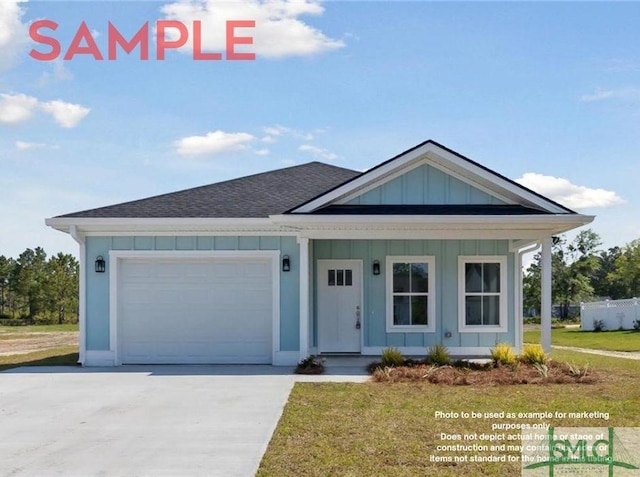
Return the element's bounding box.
[0,366,296,477]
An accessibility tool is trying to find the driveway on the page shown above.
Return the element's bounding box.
[0,366,296,477]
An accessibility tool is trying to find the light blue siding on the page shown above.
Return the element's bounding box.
[312,239,515,350]
[347,164,506,205]
[84,235,299,353]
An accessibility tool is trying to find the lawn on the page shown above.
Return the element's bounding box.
[0,346,79,372]
[0,323,79,333]
[524,327,640,352]
[257,350,640,476]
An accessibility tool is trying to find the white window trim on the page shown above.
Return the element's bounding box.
[458,256,508,333]
[386,255,436,333]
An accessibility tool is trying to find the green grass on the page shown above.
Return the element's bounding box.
[257,350,640,477]
[0,346,79,371]
[0,323,79,333]
[524,327,640,352]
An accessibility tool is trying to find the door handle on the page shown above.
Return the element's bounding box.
[355,306,361,330]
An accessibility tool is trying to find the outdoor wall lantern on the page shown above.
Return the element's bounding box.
[282,255,291,272]
[372,260,381,275]
[95,256,106,273]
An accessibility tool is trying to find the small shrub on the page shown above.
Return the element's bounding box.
[380,347,405,367]
[593,319,605,332]
[533,362,549,378]
[568,362,590,379]
[490,343,517,366]
[633,319,640,331]
[295,355,325,375]
[427,344,451,366]
[520,344,548,365]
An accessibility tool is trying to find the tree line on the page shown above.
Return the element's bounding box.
[0,247,79,324]
[524,230,640,319]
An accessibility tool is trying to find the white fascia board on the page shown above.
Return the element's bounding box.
[272,214,593,240]
[44,217,281,235]
[271,213,593,228]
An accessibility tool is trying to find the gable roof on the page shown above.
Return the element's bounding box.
[56,162,360,219]
[288,140,576,215]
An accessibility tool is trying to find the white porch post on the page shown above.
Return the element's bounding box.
[298,237,310,360]
[541,237,553,353]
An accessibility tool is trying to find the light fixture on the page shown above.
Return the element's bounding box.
[282,255,291,272]
[372,260,380,275]
[95,256,106,273]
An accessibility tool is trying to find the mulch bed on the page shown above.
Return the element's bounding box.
[370,360,598,385]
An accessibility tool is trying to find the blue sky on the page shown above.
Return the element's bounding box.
[1,1,638,258]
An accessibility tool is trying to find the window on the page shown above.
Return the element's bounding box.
[458,256,507,332]
[328,268,352,287]
[386,256,435,332]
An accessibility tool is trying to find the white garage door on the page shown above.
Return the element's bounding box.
[117,257,274,364]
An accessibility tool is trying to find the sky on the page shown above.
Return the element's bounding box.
[1,0,639,259]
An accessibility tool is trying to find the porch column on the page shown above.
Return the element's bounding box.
[541,237,552,353]
[298,237,310,360]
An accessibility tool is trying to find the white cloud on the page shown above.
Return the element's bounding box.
[254,148,269,156]
[0,93,39,124]
[515,173,625,209]
[39,100,91,128]
[299,144,338,162]
[160,0,345,59]
[0,1,28,73]
[263,124,313,141]
[15,141,59,151]
[175,130,255,156]
[16,141,44,150]
[580,88,640,102]
[0,93,90,128]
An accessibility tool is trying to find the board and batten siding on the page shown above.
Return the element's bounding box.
[84,236,300,353]
[312,239,516,349]
[347,163,505,205]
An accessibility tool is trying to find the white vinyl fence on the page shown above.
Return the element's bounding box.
[581,298,640,331]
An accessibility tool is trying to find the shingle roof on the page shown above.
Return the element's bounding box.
[58,162,361,218]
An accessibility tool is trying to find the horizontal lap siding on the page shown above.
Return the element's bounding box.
[85,236,299,352]
[313,239,515,349]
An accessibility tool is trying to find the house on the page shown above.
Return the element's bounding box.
[46,140,593,366]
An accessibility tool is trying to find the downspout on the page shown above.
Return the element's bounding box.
[69,225,86,365]
[516,243,540,352]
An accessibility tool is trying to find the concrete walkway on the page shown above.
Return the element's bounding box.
[0,365,369,477]
[552,345,640,360]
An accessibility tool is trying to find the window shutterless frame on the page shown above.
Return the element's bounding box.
[385,256,436,333]
[458,256,508,333]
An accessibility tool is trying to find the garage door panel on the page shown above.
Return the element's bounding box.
[118,258,274,364]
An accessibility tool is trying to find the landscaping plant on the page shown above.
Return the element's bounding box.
[490,342,517,366]
[520,343,548,365]
[380,347,405,367]
[427,343,451,366]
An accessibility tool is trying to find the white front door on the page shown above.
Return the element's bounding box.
[317,260,362,353]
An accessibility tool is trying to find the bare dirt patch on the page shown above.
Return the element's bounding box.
[0,332,78,356]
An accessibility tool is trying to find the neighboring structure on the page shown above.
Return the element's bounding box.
[581,298,640,330]
[46,140,593,366]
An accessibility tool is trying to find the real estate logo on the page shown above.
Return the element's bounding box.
[522,427,640,476]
